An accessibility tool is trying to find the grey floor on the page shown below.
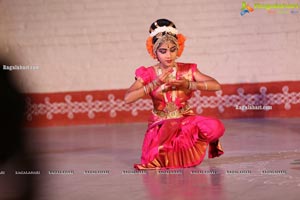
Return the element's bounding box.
[1,118,300,200]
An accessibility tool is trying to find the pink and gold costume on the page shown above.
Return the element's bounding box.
[134,62,225,170]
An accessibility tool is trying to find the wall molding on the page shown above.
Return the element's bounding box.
[25,81,300,127]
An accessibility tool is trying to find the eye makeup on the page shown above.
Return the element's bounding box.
[170,46,177,52]
[158,49,167,54]
[158,46,177,54]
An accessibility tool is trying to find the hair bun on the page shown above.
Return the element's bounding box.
[149,19,176,34]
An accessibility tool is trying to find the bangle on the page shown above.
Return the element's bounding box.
[147,79,163,93]
[188,81,197,90]
[203,81,208,90]
[187,81,191,90]
[148,82,154,92]
[143,85,149,95]
[152,78,163,87]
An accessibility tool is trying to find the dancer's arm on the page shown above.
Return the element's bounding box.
[167,69,221,91]
[191,69,221,91]
[124,68,173,103]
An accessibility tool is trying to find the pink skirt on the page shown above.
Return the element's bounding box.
[134,115,225,170]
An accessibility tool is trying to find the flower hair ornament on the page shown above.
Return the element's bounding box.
[150,26,178,37]
[146,26,186,59]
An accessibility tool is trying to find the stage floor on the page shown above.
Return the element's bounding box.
[1,118,300,200]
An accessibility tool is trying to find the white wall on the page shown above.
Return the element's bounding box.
[1,0,299,93]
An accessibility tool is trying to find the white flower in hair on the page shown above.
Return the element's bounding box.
[150,26,178,37]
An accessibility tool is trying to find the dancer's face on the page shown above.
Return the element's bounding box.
[156,41,178,68]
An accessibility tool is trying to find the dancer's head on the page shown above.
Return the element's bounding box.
[146,19,186,61]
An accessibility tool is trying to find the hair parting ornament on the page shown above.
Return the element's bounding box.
[146,20,186,59]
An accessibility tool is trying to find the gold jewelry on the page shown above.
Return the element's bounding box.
[187,81,208,91]
[143,86,149,95]
[146,78,163,93]
[188,81,192,89]
[148,82,153,92]
[153,104,191,119]
[188,81,197,90]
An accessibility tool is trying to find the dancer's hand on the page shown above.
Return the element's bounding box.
[157,68,174,84]
[166,78,189,91]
